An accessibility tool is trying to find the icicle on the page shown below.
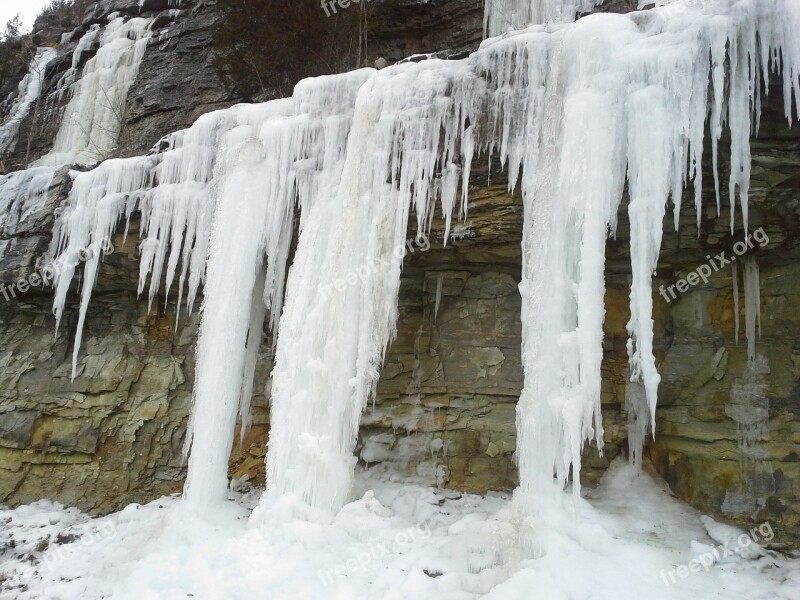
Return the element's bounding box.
[625,375,649,470]
[0,48,57,157]
[742,256,761,365]
[254,59,476,520]
[732,260,740,344]
[434,274,444,320]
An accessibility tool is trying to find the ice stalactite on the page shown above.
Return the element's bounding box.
[625,377,649,469]
[484,0,605,37]
[742,256,761,365]
[731,256,762,367]
[44,0,799,516]
[434,274,444,320]
[733,261,741,343]
[0,48,58,157]
[35,17,153,167]
[139,0,182,7]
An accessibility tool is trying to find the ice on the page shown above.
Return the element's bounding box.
[434,273,444,320]
[625,376,649,469]
[253,60,475,518]
[484,0,605,36]
[51,24,101,102]
[38,0,800,516]
[139,0,182,7]
[0,167,56,237]
[35,17,153,167]
[184,71,374,508]
[732,261,740,344]
[742,256,761,365]
[0,47,57,157]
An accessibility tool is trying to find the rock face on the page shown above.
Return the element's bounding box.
[645,97,800,543]
[0,0,797,546]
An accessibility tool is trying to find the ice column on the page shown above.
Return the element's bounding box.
[254,60,475,518]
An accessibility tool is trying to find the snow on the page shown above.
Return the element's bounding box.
[33,0,800,517]
[1,462,798,600]
[0,47,57,157]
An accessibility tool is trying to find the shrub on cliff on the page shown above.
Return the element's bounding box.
[36,0,95,30]
[0,17,35,96]
[212,0,364,101]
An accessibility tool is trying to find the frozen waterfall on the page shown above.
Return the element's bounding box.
[35,17,153,167]
[36,0,800,516]
[0,47,57,157]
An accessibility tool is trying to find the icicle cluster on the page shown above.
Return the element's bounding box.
[484,0,605,36]
[35,17,153,167]
[41,0,799,514]
[0,48,57,157]
[256,60,478,517]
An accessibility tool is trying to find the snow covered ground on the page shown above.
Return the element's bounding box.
[1,461,797,600]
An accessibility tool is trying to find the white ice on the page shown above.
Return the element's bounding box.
[742,256,761,365]
[0,47,57,158]
[34,17,153,167]
[484,0,605,36]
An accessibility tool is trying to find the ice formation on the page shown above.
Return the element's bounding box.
[35,17,153,167]
[255,61,475,517]
[23,0,800,514]
[732,262,740,343]
[731,257,762,366]
[741,257,761,365]
[0,48,57,157]
[0,167,56,236]
[484,0,605,36]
